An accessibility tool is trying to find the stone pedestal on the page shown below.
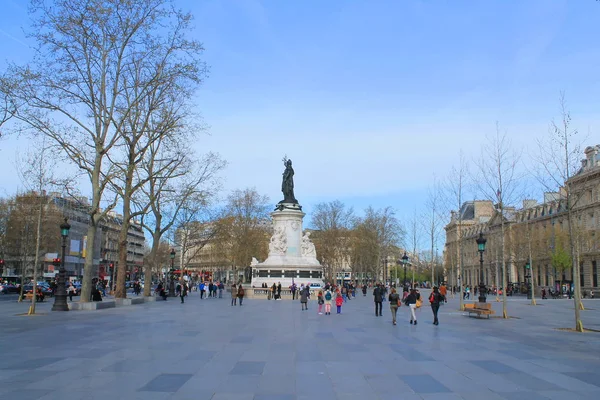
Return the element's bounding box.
[251,203,323,288]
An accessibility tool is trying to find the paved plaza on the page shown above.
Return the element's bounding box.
[1,292,600,400]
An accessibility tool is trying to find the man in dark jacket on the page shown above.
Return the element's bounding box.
[429,286,443,325]
[373,284,383,316]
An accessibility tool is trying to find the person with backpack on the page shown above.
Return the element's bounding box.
[404,288,420,325]
[429,287,443,325]
[237,284,245,306]
[388,287,401,325]
[324,288,333,315]
[317,290,324,315]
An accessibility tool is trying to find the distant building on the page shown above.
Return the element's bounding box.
[1,192,145,281]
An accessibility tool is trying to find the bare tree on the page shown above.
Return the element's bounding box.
[443,151,470,308]
[534,93,590,332]
[359,206,404,283]
[2,0,180,301]
[220,188,271,282]
[409,209,421,289]
[474,123,523,318]
[107,3,207,298]
[0,81,15,138]
[310,200,354,282]
[422,177,445,286]
[139,148,224,297]
[15,138,60,313]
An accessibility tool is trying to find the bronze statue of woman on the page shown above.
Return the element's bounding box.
[280,159,297,204]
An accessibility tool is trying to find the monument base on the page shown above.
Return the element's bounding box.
[251,199,324,289]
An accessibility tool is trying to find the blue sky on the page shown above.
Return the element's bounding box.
[1,0,599,237]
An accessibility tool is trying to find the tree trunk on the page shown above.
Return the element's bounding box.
[501,217,508,319]
[28,197,44,315]
[81,155,103,303]
[566,194,584,332]
[115,194,132,299]
[143,230,161,297]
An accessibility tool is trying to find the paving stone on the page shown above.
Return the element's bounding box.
[139,373,193,392]
[230,361,266,375]
[398,374,450,393]
[2,291,600,399]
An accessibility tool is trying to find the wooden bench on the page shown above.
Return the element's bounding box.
[22,292,44,302]
[464,302,495,319]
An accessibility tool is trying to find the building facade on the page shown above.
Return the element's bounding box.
[444,145,600,294]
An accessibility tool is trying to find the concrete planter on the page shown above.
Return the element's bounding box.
[69,300,116,310]
[115,297,145,306]
[144,296,157,302]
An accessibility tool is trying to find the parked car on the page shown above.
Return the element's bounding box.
[0,284,19,294]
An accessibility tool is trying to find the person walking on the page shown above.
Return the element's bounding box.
[291,283,297,300]
[277,282,282,300]
[362,284,367,296]
[429,286,443,325]
[388,287,401,325]
[439,283,447,303]
[199,282,205,299]
[231,283,237,306]
[180,282,188,304]
[404,288,420,325]
[335,290,343,314]
[373,284,383,316]
[300,285,309,310]
[324,288,332,315]
[237,284,245,306]
[317,290,324,315]
[68,283,76,302]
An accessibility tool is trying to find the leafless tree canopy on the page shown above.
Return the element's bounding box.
[1,0,210,301]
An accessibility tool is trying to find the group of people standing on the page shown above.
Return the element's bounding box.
[199,281,225,299]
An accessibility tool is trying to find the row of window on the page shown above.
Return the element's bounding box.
[256,270,323,279]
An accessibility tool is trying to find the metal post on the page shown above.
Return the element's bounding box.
[478,249,486,303]
[52,219,70,311]
[476,233,487,303]
[168,248,175,297]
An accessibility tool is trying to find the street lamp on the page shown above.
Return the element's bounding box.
[52,218,71,311]
[401,252,409,287]
[168,248,176,297]
[476,232,487,303]
[525,262,532,300]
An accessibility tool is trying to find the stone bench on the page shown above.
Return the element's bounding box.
[69,300,116,310]
[464,302,495,319]
[115,297,145,306]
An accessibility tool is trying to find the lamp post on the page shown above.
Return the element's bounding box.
[52,218,71,311]
[476,232,487,303]
[525,262,532,300]
[168,248,175,297]
[401,252,409,287]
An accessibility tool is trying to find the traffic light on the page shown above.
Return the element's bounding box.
[52,258,61,266]
[109,263,114,268]
[0,259,4,274]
